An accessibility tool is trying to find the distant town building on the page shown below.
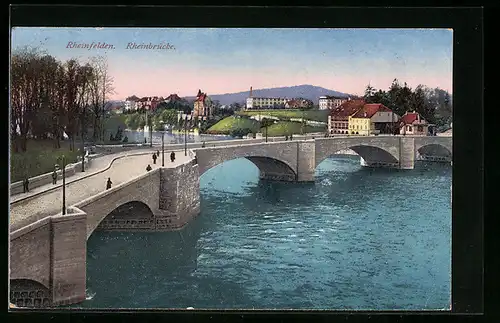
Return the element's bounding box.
[246,97,287,109]
[285,98,314,109]
[348,103,398,136]
[319,95,350,110]
[164,93,184,104]
[245,86,286,109]
[193,89,213,120]
[398,111,429,136]
[124,100,137,111]
[136,96,163,111]
[328,99,365,135]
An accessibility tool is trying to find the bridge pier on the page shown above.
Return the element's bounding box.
[398,137,415,170]
[10,208,87,308]
[158,160,201,230]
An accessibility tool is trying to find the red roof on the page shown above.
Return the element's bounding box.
[196,93,207,102]
[351,103,392,119]
[399,112,424,125]
[330,99,365,118]
[166,94,182,101]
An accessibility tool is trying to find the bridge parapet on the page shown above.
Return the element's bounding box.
[10,206,87,307]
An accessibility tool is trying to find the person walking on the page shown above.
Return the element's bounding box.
[146,164,152,172]
[106,177,112,190]
[52,169,58,185]
[170,151,176,163]
[157,150,160,157]
[23,177,30,193]
[152,152,157,164]
[201,142,206,148]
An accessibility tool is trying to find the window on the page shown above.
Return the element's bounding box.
[417,125,423,132]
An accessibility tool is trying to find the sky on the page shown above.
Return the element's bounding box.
[11,28,453,100]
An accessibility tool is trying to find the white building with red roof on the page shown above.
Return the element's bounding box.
[398,111,429,136]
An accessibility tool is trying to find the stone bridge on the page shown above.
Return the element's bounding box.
[10,158,200,308]
[196,135,452,181]
[9,135,451,308]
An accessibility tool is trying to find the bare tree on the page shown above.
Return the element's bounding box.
[10,47,45,152]
[88,56,114,141]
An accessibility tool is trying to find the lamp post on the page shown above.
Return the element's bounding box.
[56,155,67,215]
[160,121,165,166]
[184,114,188,156]
[265,122,268,143]
[149,111,153,148]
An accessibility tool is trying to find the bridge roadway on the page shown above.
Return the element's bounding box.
[9,150,191,232]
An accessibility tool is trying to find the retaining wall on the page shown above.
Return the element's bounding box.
[10,159,90,196]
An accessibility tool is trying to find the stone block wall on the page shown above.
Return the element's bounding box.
[10,220,52,290]
[296,140,316,182]
[159,160,200,230]
[50,211,87,305]
[398,137,415,169]
[9,207,87,307]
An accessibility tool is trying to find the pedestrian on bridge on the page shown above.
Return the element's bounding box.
[52,169,58,185]
[170,151,176,163]
[106,177,112,190]
[23,177,30,193]
[152,152,157,164]
[146,164,152,172]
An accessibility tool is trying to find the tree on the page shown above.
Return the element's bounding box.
[230,128,253,138]
[364,83,376,101]
[88,56,115,141]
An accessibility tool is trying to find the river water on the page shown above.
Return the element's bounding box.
[81,154,451,310]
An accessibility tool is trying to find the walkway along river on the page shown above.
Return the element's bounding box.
[79,155,451,310]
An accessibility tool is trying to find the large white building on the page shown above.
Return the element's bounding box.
[246,97,288,110]
[124,100,137,111]
[319,95,350,110]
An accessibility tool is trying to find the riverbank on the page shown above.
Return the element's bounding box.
[207,116,326,137]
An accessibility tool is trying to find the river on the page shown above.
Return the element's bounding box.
[80,155,451,310]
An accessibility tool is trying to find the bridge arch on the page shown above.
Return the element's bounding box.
[200,156,298,182]
[416,143,452,160]
[10,278,51,308]
[315,141,400,169]
[88,200,156,239]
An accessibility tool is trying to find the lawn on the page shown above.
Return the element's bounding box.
[236,109,329,123]
[10,139,81,183]
[262,121,327,137]
[206,116,261,135]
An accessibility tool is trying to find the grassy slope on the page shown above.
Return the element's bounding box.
[206,116,261,134]
[10,115,133,183]
[263,121,326,137]
[237,109,329,122]
[10,140,80,183]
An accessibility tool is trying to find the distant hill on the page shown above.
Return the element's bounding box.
[184,85,351,106]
